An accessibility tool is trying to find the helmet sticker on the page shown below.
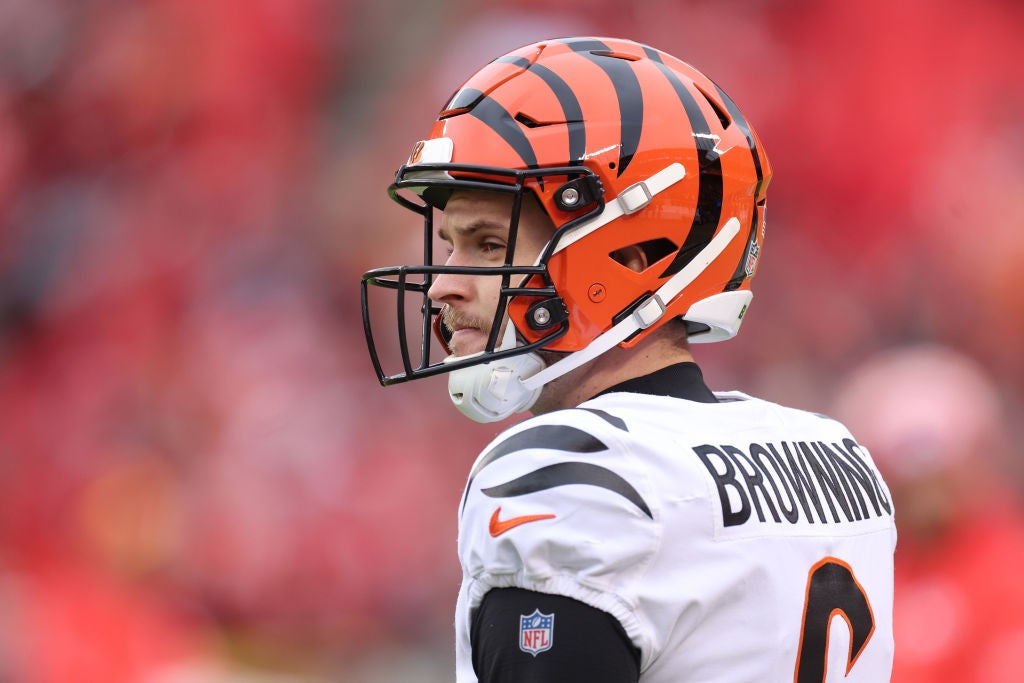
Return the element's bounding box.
[407,137,453,165]
[745,238,760,277]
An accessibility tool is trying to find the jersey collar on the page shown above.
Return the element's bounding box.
[594,362,718,403]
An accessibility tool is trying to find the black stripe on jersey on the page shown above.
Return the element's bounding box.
[474,426,608,476]
[560,38,643,177]
[577,408,629,432]
[461,425,609,512]
[482,461,653,518]
[470,95,539,169]
[641,46,724,279]
[526,63,587,162]
[713,84,767,290]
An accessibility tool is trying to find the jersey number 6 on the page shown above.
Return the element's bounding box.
[793,557,875,683]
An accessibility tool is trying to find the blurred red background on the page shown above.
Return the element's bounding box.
[1,0,1022,680]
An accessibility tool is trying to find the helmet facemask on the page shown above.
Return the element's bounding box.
[360,162,604,394]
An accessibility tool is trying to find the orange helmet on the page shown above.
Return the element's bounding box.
[362,37,771,421]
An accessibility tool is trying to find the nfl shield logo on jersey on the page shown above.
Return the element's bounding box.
[519,609,554,656]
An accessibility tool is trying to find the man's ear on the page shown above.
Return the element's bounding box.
[610,244,649,273]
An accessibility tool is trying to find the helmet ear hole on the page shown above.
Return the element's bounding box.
[609,238,677,273]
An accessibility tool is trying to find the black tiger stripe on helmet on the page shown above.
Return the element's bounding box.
[559,37,644,177]
[642,45,725,279]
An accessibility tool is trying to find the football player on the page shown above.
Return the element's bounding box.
[361,37,896,682]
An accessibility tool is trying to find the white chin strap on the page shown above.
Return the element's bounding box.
[446,163,750,423]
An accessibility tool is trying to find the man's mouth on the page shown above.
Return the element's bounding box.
[440,307,492,356]
[448,327,488,355]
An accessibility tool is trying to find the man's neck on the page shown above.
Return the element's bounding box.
[530,333,695,415]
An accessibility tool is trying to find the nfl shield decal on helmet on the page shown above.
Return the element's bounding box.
[519,609,554,656]
[744,238,760,277]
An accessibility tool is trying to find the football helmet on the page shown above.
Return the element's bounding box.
[361,37,771,422]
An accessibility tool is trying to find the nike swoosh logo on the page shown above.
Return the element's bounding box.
[489,507,556,537]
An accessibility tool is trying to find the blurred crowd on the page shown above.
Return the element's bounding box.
[0,0,1022,681]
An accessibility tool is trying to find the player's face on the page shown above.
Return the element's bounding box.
[428,189,553,357]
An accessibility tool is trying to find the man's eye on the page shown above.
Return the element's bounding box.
[481,242,506,255]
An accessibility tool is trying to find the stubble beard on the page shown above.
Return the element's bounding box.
[440,305,496,356]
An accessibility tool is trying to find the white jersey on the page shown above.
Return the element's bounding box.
[456,390,896,682]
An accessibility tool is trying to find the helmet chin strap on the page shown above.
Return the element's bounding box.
[445,217,743,423]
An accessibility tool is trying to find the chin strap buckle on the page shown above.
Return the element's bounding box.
[632,295,666,329]
[617,181,654,214]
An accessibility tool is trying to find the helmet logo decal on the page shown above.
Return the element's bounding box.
[407,137,453,165]
[560,38,643,177]
[408,140,425,164]
[744,238,760,277]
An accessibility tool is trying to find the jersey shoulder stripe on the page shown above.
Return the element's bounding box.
[461,409,630,512]
[577,407,630,432]
[480,461,653,518]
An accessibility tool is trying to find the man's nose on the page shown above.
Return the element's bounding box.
[427,267,473,303]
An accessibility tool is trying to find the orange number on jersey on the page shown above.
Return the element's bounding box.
[793,557,875,683]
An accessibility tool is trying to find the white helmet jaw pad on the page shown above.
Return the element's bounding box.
[446,323,545,423]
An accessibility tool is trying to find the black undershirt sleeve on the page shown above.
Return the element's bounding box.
[470,588,641,683]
